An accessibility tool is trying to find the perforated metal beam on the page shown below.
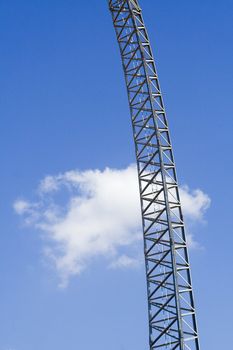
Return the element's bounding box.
[108,1,200,349]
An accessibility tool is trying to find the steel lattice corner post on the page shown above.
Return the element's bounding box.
[108,1,201,349]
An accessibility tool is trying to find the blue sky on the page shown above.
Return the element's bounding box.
[0,0,232,349]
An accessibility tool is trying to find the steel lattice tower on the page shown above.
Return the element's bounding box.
[108,1,200,349]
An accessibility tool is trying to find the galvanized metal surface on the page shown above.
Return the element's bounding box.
[108,1,200,349]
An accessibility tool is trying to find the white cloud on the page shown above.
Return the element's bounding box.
[13,199,31,215]
[39,175,59,193]
[180,185,210,221]
[13,164,210,287]
[109,254,141,269]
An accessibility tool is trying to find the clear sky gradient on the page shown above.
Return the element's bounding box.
[0,0,232,349]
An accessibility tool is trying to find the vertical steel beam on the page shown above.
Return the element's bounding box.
[108,1,200,349]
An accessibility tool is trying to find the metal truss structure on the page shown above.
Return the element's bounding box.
[108,1,200,349]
